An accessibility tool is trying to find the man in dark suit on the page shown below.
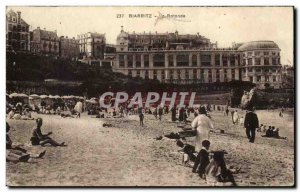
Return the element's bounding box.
[244,107,259,143]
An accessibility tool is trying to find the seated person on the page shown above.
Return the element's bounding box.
[205,151,236,186]
[13,113,22,120]
[257,124,264,132]
[182,144,197,165]
[56,106,61,115]
[192,140,210,179]
[31,118,65,147]
[21,108,34,120]
[273,128,287,139]
[7,122,46,163]
[8,108,16,119]
[263,126,273,137]
[262,125,267,132]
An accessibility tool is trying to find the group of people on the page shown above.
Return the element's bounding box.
[8,107,34,120]
[6,118,66,163]
[260,125,286,139]
[179,106,236,186]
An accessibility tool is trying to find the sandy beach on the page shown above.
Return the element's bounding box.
[6,109,294,187]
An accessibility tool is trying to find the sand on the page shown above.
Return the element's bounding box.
[6,109,294,186]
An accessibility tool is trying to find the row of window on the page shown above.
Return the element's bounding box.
[118,53,240,67]
[242,58,280,65]
[247,68,277,73]
[7,24,29,32]
[249,76,278,82]
[243,51,279,57]
[127,69,236,81]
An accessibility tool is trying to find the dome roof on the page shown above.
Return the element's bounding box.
[238,41,280,51]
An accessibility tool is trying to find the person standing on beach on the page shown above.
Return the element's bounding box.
[171,106,177,121]
[244,107,259,143]
[138,107,144,127]
[191,107,214,152]
[158,107,163,121]
[232,110,239,125]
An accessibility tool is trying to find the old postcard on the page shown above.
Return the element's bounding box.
[6,6,294,187]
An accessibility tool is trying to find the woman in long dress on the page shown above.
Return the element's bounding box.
[191,106,214,152]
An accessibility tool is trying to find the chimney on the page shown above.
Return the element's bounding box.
[37,26,40,30]
[44,28,46,30]
[17,11,21,24]
[121,26,124,32]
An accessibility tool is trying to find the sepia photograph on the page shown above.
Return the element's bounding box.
[5,6,295,187]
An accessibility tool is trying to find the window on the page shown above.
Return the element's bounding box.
[247,52,253,56]
[168,54,173,66]
[273,76,276,82]
[257,76,261,82]
[144,54,149,67]
[243,59,246,66]
[230,54,235,66]
[185,70,189,79]
[264,58,269,65]
[153,70,157,79]
[247,58,253,65]
[255,52,260,56]
[127,55,133,67]
[272,52,276,56]
[250,76,253,82]
[145,70,149,79]
[136,54,141,67]
[193,69,197,79]
[255,58,261,65]
[170,70,173,80]
[153,54,165,67]
[265,76,269,82]
[248,68,253,72]
[201,53,211,66]
[119,54,125,67]
[222,54,228,66]
[192,55,197,66]
[177,70,181,79]
[177,54,189,66]
[264,52,269,56]
[272,58,277,65]
[136,70,140,77]
[128,70,132,76]
[215,54,220,66]
[12,17,16,22]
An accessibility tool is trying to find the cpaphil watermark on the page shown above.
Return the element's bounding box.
[99,92,196,109]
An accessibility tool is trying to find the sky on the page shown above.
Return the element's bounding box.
[7,6,294,65]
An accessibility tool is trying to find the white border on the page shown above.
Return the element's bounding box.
[0,1,298,192]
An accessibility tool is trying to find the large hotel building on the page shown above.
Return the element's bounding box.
[113,27,282,89]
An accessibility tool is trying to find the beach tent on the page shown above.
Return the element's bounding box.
[9,93,29,104]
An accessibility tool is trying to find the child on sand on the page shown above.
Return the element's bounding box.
[192,140,210,179]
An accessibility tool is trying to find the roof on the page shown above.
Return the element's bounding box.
[6,9,29,26]
[238,41,280,51]
[39,29,58,40]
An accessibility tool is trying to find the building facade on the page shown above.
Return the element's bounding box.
[6,9,30,51]
[281,65,294,88]
[31,27,60,56]
[59,36,79,59]
[77,32,106,59]
[113,27,283,89]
